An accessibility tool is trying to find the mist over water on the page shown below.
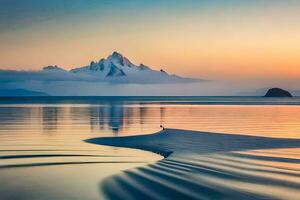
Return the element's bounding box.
[2,77,300,96]
[1,97,300,199]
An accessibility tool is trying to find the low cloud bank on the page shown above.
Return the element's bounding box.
[0,69,201,84]
[0,70,299,96]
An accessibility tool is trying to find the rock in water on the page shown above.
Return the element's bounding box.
[264,88,293,97]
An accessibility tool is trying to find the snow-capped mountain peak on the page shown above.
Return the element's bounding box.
[71,51,137,76]
[88,60,105,72]
[59,51,202,83]
[107,51,135,68]
[106,63,126,77]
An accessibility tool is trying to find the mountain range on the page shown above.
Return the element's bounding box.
[40,51,202,84]
[0,52,207,96]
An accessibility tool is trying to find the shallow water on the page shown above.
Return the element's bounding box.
[90,129,300,200]
[0,97,300,199]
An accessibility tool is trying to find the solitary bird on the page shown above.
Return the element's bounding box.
[160,125,165,130]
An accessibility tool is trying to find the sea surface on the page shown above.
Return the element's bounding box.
[0,96,300,199]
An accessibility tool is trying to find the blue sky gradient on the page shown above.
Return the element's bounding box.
[0,0,299,84]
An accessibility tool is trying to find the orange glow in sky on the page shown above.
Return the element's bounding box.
[0,1,300,81]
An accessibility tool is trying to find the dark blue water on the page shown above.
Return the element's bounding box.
[1,96,300,105]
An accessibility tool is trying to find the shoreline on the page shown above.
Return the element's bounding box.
[87,129,173,159]
[86,128,300,200]
[86,128,300,157]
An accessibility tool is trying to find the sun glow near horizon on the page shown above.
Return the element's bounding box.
[0,0,300,82]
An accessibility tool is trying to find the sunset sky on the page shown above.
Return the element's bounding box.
[0,0,300,81]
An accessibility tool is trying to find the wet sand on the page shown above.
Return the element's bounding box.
[87,129,300,200]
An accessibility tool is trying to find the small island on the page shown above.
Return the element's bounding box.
[264,88,293,97]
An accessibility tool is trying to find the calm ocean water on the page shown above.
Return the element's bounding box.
[1,96,300,138]
[0,96,300,199]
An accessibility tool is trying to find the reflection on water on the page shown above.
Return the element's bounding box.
[1,102,300,139]
[0,100,168,199]
[1,97,300,199]
[92,129,300,200]
[101,148,300,200]
[42,107,59,133]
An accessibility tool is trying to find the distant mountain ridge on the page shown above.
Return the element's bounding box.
[0,89,49,97]
[41,51,203,83]
[69,51,160,77]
